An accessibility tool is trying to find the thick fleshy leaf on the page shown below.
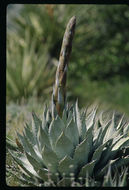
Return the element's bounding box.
[99,120,112,144]
[94,120,111,148]
[103,114,115,142]
[86,108,96,130]
[17,132,42,163]
[97,119,102,130]
[95,159,117,178]
[9,150,39,178]
[25,153,48,181]
[81,109,87,141]
[93,128,102,149]
[97,139,115,168]
[102,166,113,187]
[55,131,74,160]
[78,160,96,177]
[62,108,67,125]
[116,114,124,130]
[32,112,42,148]
[67,109,73,125]
[93,126,102,141]
[58,155,77,176]
[23,133,42,160]
[42,145,59,173]
[25,152,44,170]
[6,137,18,151]
[98,111,105,126]
[17,132,30,153]
[24,124,36,146]
[49,115,65,149]
[46,109,51,123]
[110,133,126,149]
[42,105,48,130]
[65,118,79,147]
[37,125,51,150]
[51,92,60,119]
[123,123,129,134]
[117,167,128,187]
[92,143,107,163]
[83,126,93,150]
[32,112,42,136]
[112,137,129,151]
[75,100,82,137]
[97,156,129,178]
[73,137,90,167]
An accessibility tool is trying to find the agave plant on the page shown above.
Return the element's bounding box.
[6,101,129,186]
[6,16,129,187]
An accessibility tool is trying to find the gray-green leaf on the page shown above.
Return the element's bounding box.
[49,115,65,149]
[65,118,79,147]
[58,155,77,176]
[73,137,90,167]
[42,145,59,173]
[55,131,74,160]
[78,160,96,177]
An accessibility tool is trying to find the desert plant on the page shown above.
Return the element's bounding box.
[7,27,55,103]
[6,16,129,187]
[6,103,129,186]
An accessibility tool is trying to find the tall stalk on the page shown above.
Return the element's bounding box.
[52,16,76,117]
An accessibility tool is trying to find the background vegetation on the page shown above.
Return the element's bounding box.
[6,4,129,186]
[7,4,129,115]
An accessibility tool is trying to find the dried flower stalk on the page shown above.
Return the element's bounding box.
[52,16,76,117]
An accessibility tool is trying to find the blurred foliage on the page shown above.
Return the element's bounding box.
[7,28,55,103]
[7,5,57,103]
[7,4,129,115]
[6,97,44,139]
